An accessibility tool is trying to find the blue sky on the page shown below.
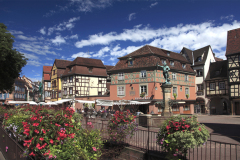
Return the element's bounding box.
[1,0,240,82]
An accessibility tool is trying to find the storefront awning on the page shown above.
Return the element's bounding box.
[55,99,73,104]
[76,100,95,104]
[8,101,37,104]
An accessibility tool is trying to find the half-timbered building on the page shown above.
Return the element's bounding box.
[42,66,52,102]
[205,60,230,114]
[109,45,196,114]
[51,59,71,102]
[226,28,240,115]
[180,45,216,114]
[61,57,110,109]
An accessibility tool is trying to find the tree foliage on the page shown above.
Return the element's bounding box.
[0,23,28,93]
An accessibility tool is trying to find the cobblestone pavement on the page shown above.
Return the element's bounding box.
[197,115,240,144]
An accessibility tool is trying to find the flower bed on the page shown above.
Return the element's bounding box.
[108,110,138,142]
[2,105,103,160]
[156,115,209,160]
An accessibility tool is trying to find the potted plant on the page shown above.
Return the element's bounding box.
[186,94,189,99]
[173,93,177,100]
[140,92,146,98]
[156,115,209,159]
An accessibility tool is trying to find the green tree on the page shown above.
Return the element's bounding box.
[0,23,28,93]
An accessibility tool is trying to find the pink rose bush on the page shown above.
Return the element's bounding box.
[3,105,103,159]
[108,110,138,142]
[156,115,209,160]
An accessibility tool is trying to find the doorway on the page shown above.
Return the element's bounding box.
[235,102,240,115]
[139,105,149,114]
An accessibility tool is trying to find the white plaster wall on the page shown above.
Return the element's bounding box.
[204,47,216,78]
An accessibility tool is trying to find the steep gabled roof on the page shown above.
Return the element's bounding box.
[226,28,240,56]
[43,66,52,73]
[43,74,51,81]
[68,57,106,68]
[119,45,189,63]
[205,60,228,80]
[105,65,114,71]
[192,45,211,65]
[181,47,193,63]
[62,66,107,77]
[54,59,72,69]
[214,57,223,62]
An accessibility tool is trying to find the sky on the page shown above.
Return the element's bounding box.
[1,0,240,82]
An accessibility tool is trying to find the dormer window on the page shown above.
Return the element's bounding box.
[170,61,174,66]
[128,57,133,66]
[140,70,146,78]
[69,67,73,73]
[167,52,170,56]
[197,56,201,62]
[162,59,166,64]
[182,64,186,69]
[88,67,93,73]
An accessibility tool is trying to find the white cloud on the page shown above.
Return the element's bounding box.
[71,0,112,12]
[29,77,42,82]
[46,57,53,60]
[10,30,24,35]
[71,52,92,59]
[47,17,80,35]
[92,46,110,57]
[35,73,40,76]
[27,60,42,66]
[39,27,46,35]
[110,57,115,61]
[32,70,35,72]
[128,13,136,21]
[51,35,66,45]
[220,15,234,21]
[22,52,39,60]
[44,63,52,66]
[150,2,158,8]
[17,42,57,55]
[17,35,37,41]
[75,20,240,59]
[70,34,78,39]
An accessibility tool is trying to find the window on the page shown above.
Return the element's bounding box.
[47,82,51,88]
[210,83,215,90]
[219,82,225,90]
[118,73,124,80]
[69,67,72,72]
[197,84,204,91]
[184,105,190,111]
[182,64,186,69]
[185,88,189,95]
[172,105,179,111]
[140,85,147,94]
[196,70,203,77]
[69,76,73,83]
[162,59,166,64]
[117,86,124,96]
[197,56,201,62]
[215,70,220,75]
[167,52,170,56]
[158,107,163,112]
[53,70,55,75]
[58,92,61,98]
[99,80,102,84]
[180,86,182,92]
[69,87,73,95]
[128,60,133,66]
[76,79,79,82]
[172,72,176,80]
[185,75,188,81]
[140,70,146,78]
[88,67,93,73]
[64,88,67,95]
[173,87,177,96]
[64,77,67,83]
[15,86,17,91]
[98,92,102,95]
[170,61,174,66]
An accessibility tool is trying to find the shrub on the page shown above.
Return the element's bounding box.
[156,115,209,160]
[108,110,138,142]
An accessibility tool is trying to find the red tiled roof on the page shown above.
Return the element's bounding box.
[43,66,52,73]
[57,69,65,78]
[214,57,223,61]
[226,28,240,56]
[44,74,51,81]
[62,66,107,77]
[55,59,72,69]
[119,45,189,63]
[105,65,114,71]
[68,57,105,68]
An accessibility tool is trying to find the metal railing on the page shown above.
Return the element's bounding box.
[82,117,240,160]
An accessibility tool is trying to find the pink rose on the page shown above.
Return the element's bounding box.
[92,147,97,151]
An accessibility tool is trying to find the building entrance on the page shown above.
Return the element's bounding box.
[139,104,149,114]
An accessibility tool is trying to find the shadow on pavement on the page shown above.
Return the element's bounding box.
[202,123,240,143]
